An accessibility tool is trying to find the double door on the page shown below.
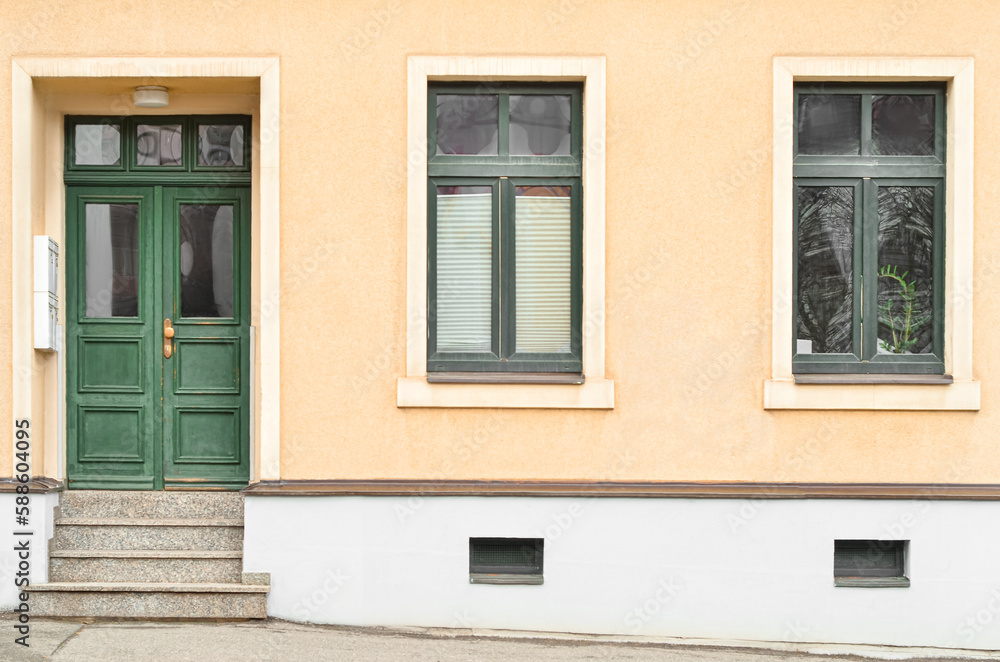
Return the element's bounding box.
[66,186,250,490]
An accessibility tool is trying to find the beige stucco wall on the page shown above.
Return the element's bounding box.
[1,0,996,484]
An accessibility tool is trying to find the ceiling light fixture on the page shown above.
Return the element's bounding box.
[133,85,169,108]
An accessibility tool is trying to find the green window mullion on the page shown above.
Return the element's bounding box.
[850,179,865,361]
[934,93,947,158]
[860,94,873,157]
[426,178,440,358]
[861,178,880,361]
[492,180,503,360]
[183,117,196,173]
[499,177,516,360]
[569,180,584,361]
[498,94,511,159]
[123,117,136,172]
[569,90,583,159]
[426,90,439,157]
[931,178,946,360]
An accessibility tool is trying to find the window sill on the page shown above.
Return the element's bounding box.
[835,576,910,588]
[427,372,585,385]
[396,376,614,409]
[470,573,544,585]
[764,379,980,410]
[794,374,954,385]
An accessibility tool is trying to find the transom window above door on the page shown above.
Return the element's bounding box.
[66,115,251,173]
[427,83,583,377]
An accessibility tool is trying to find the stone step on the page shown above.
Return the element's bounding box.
[51,518,244,551]
[59,490,244,519]
[29,582,268,619]
[49,550,243,583]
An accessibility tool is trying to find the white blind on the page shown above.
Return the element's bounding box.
[436,190,493,352]
[515,190,572,353]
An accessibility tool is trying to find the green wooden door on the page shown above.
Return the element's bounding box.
[66,186,250,490]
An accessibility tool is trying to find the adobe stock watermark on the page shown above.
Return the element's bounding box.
[867,0,922,48]
[394,495,426,523]
[536,504,584,541]
[672,2,749,72]
[956,587,1000,644]
[436,412,505,477]
[349,343,395,397]
[290,566,352,621]
[783,619,811,641]
[339,0,403,62]
[726,420,841,534]
[546,0,585,27]
[623,577,682,634]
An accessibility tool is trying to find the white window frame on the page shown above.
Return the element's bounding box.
[398,56,614,408]
[766,57,979,410]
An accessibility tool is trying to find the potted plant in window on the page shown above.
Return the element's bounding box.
[877,265,930,354]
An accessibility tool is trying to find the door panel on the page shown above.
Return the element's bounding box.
[66,187,158,489]
[66,185,250,490]
[162,187,250,489]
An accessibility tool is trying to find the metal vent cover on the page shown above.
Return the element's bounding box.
[469,538,543,576]
[834,539,905,578]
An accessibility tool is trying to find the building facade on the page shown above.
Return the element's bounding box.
[1,0,999,651]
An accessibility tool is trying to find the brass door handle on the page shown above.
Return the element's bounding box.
[163,318,175,358]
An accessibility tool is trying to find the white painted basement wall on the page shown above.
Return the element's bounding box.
[243,496,1000,650]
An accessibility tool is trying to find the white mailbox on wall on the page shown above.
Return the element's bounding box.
[33,236,58,352]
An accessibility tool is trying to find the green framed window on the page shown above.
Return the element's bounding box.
[793,84,945,375]
[427,83,583,375]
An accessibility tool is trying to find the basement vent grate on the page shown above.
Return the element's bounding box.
[834,539,909,587]
[469,538,543,585]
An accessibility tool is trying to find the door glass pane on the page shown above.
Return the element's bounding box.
[796,186,853,354]
[435,95,499,155]
[797,95,861,155]
[198,125,245,166]
[137,124,183,166]
[877,186,935,354]
[871,95,935,156]
[435,186,493,353]
[85,203,139,317]
[515,186,571,353]
[179,205,235,318]
[509,95,572,156]
[75,124,122,166]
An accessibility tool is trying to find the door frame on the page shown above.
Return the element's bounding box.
[10,59,281,487]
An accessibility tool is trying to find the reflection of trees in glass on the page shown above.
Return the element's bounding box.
[797,95,861,155]
[877,186,934,354]
[871,95,935,156]
[797,187,853,354]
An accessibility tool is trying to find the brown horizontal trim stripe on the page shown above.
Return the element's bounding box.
[241,480,1000,500]
[0,477,64,493]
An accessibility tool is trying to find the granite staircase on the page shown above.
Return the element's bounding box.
[30,491,268,619]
